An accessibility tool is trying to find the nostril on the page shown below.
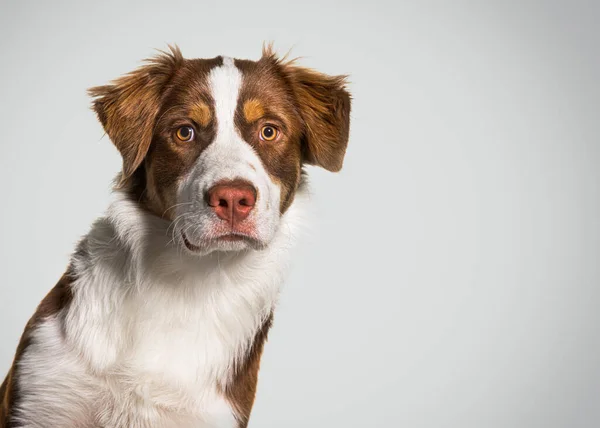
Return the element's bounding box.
[205,180,257,222]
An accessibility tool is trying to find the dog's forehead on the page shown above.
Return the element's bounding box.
[166,55,292,107]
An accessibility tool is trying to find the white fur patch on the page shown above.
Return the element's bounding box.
[13,181,308,427]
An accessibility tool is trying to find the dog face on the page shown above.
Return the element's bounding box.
[90,46,351,255]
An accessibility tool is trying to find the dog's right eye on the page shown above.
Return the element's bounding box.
[175,126,194,142]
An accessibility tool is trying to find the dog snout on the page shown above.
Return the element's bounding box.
[205,180,257,224]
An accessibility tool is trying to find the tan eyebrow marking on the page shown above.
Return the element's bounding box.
[189,102,211,127]
[243,99,265,123]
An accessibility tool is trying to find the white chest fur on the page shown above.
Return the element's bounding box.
[14,188,307,427]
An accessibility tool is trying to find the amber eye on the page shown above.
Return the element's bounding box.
[175,126,194,142]
[260,125,278,141]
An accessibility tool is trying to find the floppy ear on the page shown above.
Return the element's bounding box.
[271,51,351,172]
[88,46,183,182]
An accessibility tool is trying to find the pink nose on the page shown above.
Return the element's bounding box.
[205,180,257,224]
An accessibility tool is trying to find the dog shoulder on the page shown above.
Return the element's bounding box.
[0,270,74,426]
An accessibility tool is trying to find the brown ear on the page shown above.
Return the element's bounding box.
[88,46,183,182]
[266,48,351,172]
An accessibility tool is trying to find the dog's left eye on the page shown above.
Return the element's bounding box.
[175,126,194,142]
[260,125,278,141]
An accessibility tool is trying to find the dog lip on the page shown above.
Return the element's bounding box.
[212,232,258,244]
[181,231,261,251]
[217,234,246,242]
[182,232,202,252]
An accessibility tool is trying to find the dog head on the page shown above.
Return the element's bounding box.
[89,46,351,255]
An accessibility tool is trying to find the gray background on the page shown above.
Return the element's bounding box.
[1,0,599,427]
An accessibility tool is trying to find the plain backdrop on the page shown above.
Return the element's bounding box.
[1,0,599,427]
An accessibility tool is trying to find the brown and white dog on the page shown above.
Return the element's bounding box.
[0,46,350,428]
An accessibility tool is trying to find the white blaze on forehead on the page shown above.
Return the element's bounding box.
[203,56,267,189]
[203,55,272,191]
[210,56,242,143]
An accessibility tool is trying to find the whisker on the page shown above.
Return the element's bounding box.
[167,212,191,236]
[162,201,194,218]
[166,212,192,249]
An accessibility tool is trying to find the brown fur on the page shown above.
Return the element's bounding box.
[88,45,185,184]
[262,46,351,172]
[189,101,212,127]
[0,271,74,427]
[222,314,273,427]
[90,53,224,218]
[242,99,265,123]
[234,57,305,214]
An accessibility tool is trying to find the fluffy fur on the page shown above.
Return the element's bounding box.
[11,183,307,427]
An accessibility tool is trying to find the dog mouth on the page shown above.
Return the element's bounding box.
[182,232,202,252]
[181,231,263,252]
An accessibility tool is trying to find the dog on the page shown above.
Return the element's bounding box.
[0,45,351,428]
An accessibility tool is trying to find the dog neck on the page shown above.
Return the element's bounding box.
[66,178,309,377]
